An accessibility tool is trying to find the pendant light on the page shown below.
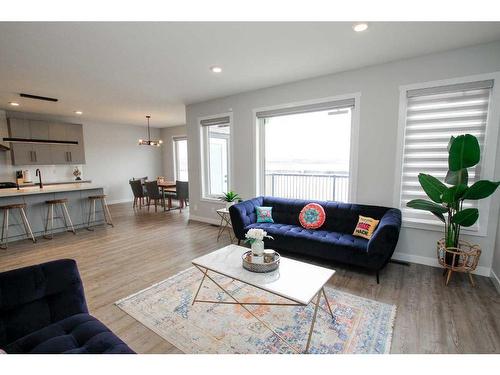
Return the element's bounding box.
[138,115,163,147]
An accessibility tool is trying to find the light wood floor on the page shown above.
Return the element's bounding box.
[0,202,499,354]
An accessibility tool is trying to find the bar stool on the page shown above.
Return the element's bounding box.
[86,195,114,230]
[44,198,76,239]
[0,203,36,249]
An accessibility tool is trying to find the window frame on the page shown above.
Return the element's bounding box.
[394,72,500,237]
[253,93,361,202]
[173,136,188,182]
[199,112,233,202]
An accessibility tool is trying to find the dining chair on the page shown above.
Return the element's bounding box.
[131,176,148,182]
[176,181,189,212]
[129,179,146,209]
[144,181,163,212]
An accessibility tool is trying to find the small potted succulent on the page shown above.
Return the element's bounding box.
[220,191,241,209]
[245,228,273,256]
[406,134,499,279]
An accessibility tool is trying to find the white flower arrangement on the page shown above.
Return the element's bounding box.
[245,228,274,244]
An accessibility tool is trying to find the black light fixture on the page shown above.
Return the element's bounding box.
[138,115,163,147]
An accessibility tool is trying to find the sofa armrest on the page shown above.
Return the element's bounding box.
[0,259,89,347]
[367,208,402,260]
[229,197,264,240]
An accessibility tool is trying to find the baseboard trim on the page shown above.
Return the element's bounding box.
[490,270,500,294]
[392,252,491,277]
[189,214,221,226]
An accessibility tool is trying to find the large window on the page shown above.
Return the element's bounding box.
[257,99,354,202]
[201,115,231,199]
[173,137,188,181]
[398,79,495,231]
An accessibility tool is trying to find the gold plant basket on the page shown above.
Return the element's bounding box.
[437,238,481,287]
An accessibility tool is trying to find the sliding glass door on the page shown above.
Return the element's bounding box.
[173,137,188,181]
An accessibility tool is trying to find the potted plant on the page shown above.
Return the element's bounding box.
[406,134,499,270]
[245,228,273,256]
[221,191,241,209]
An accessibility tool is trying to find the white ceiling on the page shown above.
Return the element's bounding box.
[1,22,500,128]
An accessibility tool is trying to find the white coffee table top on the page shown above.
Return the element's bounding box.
[192,245,335,305]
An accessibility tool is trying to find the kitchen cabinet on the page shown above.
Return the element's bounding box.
[65,123,85,164]
[29,120,52,165]
[9,118,52,165]
[8,117,85,165]
[49,122,85,164]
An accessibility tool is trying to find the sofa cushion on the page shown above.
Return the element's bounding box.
[246,223,368,251]
[4,313,134,354]
[353,215,380,239]
[299,203,326,229]
[256,206,274,223]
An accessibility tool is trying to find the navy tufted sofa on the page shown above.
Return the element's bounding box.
[229,197,401,282]
[0,259,134,354]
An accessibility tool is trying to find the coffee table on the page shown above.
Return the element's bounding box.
[191,244,335,353]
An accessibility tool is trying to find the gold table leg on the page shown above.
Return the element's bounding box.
[192,268,208,305]
[321,287,334,319]
[305,291,322,353]
[193,265,302,354]
[192,265,328,353]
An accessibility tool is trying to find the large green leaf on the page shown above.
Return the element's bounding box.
[418,174,447,203]
[441,185,468,205]
[445,168,468,186]
[407,199,447,223]
[452,208,479,227]
[448,134,480,171]
[447,136,455,152]
[462,180,500,200]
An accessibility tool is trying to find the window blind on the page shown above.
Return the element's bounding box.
[256,98,355,119]
[200,116,230,127]
[400,80,493,229]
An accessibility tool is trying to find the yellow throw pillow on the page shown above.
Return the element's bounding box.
[353,215,380,240]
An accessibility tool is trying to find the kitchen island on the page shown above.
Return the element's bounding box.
[0,182,106,242]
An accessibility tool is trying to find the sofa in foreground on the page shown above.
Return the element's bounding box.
[229,196,402,282]
[0,259,134,354]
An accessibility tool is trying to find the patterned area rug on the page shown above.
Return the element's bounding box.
[116,267,396,354]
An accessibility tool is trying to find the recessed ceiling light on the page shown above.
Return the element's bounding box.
[210,66,222,73]
[9,102,20,106]
[353,23,368,32]
[74,111,83,115]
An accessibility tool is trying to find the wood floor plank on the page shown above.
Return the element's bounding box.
[0,202,498,353]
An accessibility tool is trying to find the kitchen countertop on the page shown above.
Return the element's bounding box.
[0,183,104,197]
[19,180,92,187]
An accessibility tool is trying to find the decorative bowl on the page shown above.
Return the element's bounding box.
[242,250,280,273]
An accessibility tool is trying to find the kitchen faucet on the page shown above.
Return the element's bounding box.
[35,169,43,188]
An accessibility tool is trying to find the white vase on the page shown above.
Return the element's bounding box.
[225,201,235,210]
[251,240,265,256]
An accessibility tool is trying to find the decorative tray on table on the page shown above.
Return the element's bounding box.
[242,250,280,273]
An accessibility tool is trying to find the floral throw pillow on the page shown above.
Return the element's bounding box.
[353,215,380,239]
[256,206,274,223]
[299,203,326,229]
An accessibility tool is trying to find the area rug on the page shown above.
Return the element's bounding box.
[116,267,396,354]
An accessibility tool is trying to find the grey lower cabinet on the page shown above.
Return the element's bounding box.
[0,188,105,241]
[7,117,86,166]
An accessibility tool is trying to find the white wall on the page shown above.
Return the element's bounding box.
[491,111,500,290]
[0,110,163,204]
[186,41,500,276]
[160,125,187,180]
